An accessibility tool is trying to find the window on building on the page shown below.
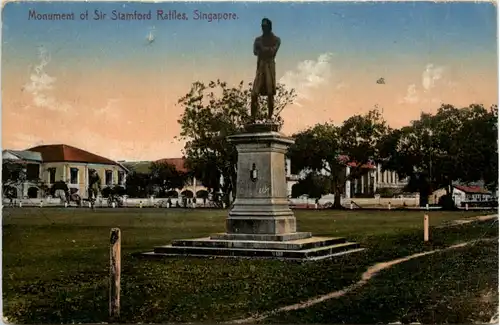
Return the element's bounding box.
[70,168,79,184]
[48,168,56,184]
[118,171,124,185]
[26,163,40,180]
[105,170,113,185]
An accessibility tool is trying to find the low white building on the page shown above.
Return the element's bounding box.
[452,185,493,206]
[285,158,407,198]
[431,185,494,206]
[3,145,129,200]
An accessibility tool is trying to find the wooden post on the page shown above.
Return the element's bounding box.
[109,228,121,321]
[424,214,429,242]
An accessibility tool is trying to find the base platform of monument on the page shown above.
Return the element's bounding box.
[141,232,364,261]
[140,125,364,261]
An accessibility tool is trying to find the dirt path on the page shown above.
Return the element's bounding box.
[435,214,497,228]
[226,237,498,324]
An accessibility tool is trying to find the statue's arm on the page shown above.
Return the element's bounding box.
[274,37,281,55]
[253,37,260,56]
[262,37,281,57]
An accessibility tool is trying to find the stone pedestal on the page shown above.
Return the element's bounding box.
[142,123,363,261]
[225,128,297,235]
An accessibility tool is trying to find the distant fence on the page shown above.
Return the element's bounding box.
[348,197,420,208]
[290,197,419,208]
[2,197,210,208]
[3,196,497,211]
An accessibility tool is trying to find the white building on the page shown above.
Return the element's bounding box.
[3,145,128,200]
[2,150,43,199]
[285,158,406,198]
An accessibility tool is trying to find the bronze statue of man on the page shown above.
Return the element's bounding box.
[251,18,281,122]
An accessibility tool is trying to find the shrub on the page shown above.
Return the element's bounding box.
[375,187,402,198]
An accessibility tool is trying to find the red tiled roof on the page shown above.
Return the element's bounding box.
[454,185,491,194]
[347,161,376,169]
[156,157,188,173]
[27,144,119,166]
[338,155,376,169]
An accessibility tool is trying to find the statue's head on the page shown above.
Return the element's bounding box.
[261,18,272,34]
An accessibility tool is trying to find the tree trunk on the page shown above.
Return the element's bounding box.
[331,180,344,209]
[333,190,342,209]
[419,189,429,207]
[418,174,430,207]
[443,179,456,210]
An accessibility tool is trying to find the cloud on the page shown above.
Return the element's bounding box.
[400,64,445,104]
[402,84,419,104]
[336,82,348,90]
[23,47,70,112]
[422,64,444,91]
[23,47,123,118]
[279,53,334,105]
[94,98,122,117]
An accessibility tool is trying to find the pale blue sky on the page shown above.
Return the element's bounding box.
[2,1,498,160]
[3,1,497,69]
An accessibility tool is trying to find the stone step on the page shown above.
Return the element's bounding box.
[170,236,347,251]
[142,246,365,262]
[210,232,312,241]
[152,241,360,260]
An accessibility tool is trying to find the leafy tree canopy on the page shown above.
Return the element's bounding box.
[177,79,296,203]
[149,161,188,191]
[288,109,389,208]
[379,104,498,193]
[378,103,498,206]
[291,172,332,199]
[125,171,152,198]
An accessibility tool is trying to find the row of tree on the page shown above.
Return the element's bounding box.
[124,161,190,198]
[379,104,498,207]
[177,79,498,209]
[3,79,497,210]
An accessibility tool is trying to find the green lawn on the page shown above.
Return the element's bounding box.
[3,208,498,323]
[263,240,499,324]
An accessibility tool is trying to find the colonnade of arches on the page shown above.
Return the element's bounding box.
[163,189,210,199]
